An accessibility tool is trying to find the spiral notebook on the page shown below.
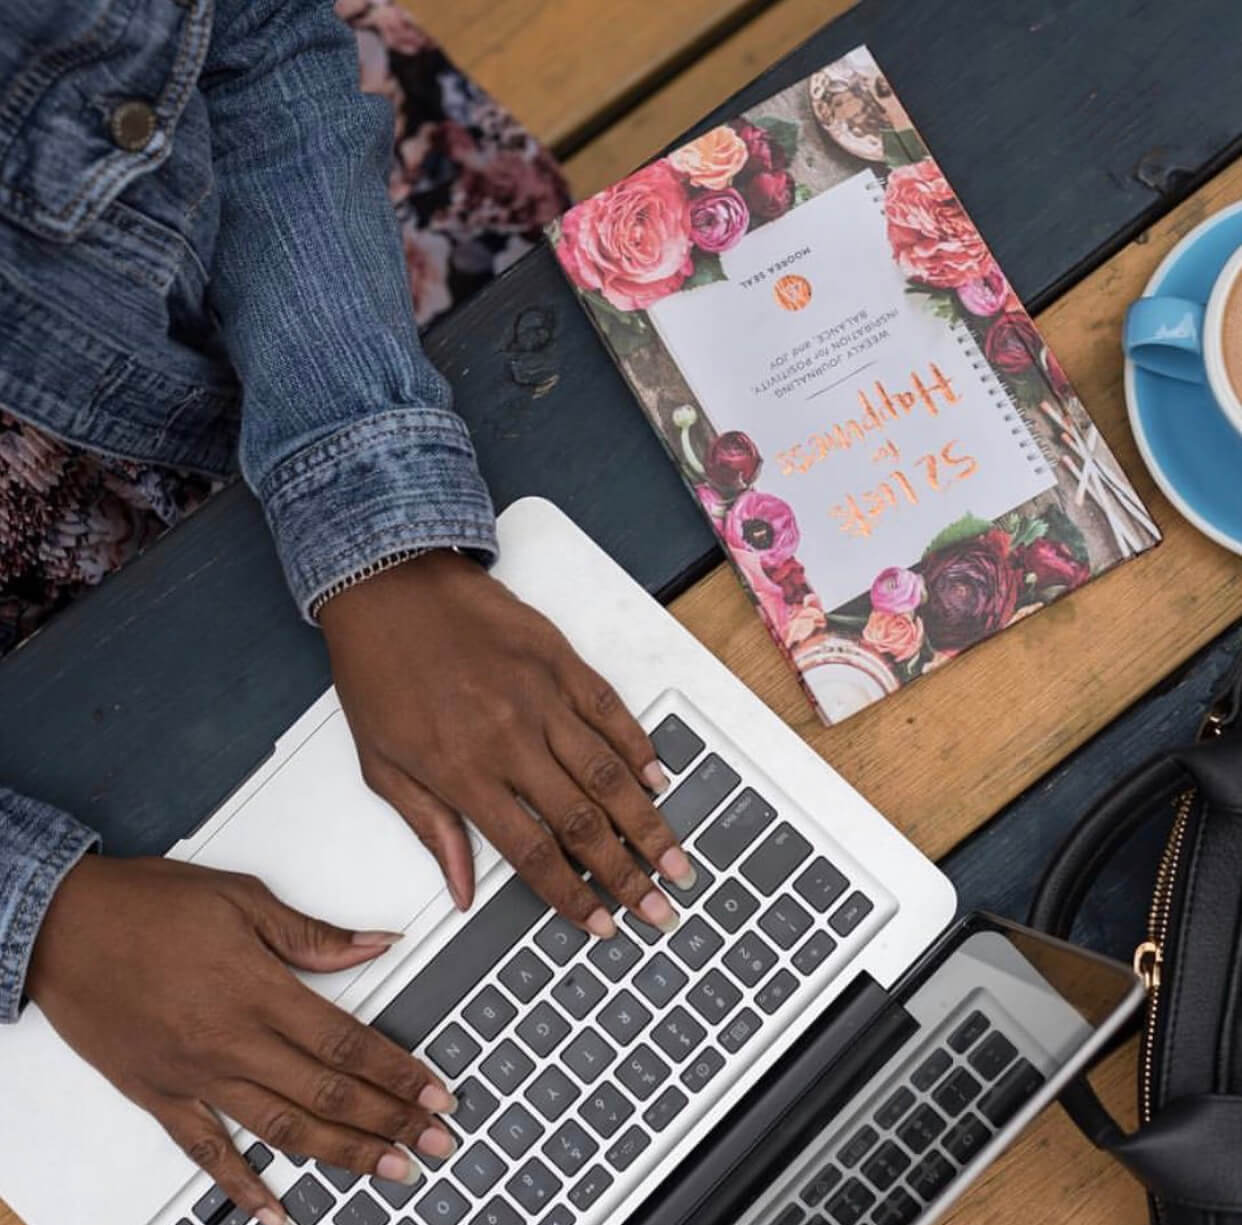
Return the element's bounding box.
[547,45,1159,725]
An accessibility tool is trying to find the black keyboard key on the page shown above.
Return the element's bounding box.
[911,1048,952,1091]
[652,1005,707,1062]
[553,966,607,1020]
[740,824,812,895]
[243,1142,273,1174]
[193,1185,231,1222]
[897,1104,946,1155]
[371,1171,422,1210]
[415,1182,470,1225]
[723,932,777,988]
[947,1010,990,1054]
[687,969,742,1025]
[588,932,643,982]
[828,892,874,937]
[535,914,589,966]
[665,855,715,906]
[704,878,760,933]
[933,1067,983,1118]
[471,1199,522,1225]
[456,1077,501,1134]
[543,1118,598,1177]
[873,1187,921,1225]
[334,1190,388,1225]
[720,1006,763,1054]
[617,1043,671,1100]
[562,1028,617,1084]
[606,1124,652,1171]
[696,788,776,868]
[633,952,688,1007]
[462,985,517,1042]
[801,1163,843,1206]
[283,1174,335,1225]
[525,1065,581,1121]
[481,1039,536,1095]
[568,1164,614,1211]
[861,1140,910,1192]
[669,915,724,971]
[624,912,663,945]
[874,1086,915,1129]
[597,988,653,1047]
[659,753,741,839]
[373,874,546,1052]
[772,1208,807,1225]
[824,1176,876,1225]
[759,895,814,950]
[943,1112,991,1164]
[969,1032,1019,1082]
[579,1082,634,1138]
[978,1057,1045,1127]
[649,713,705,773]
[793,856,849,913]
[454,1140,508,1197]
[792,930,837,976]
[499,948,553,1003]
[489,1102,545,1158]
[316,1163,360,1192]
[756,968,799,1014]
[643,1086,688,1132]
[506,1157,562,1216]
[538,1210,574,1225]
[838,1124,879,1168]
[906,1151,955,1200]
[680,1045,725,1093]
[427,1022,482,1079]
[515,1001,571,1058]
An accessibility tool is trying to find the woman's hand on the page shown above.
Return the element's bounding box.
[319,549,694,934]
[27,856,457,1225]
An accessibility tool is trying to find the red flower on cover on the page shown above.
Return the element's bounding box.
[764,557,812,604]
[983,311,1041,373]
[704,430,761,494]
[884,159,992,289]
[743,170,795,221]
[732,119,787,174]
[689,189,750,254]
[922,529,1021,651]
[1020,538,1090,590]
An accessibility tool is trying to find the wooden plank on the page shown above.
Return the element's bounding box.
[399,0,778,152]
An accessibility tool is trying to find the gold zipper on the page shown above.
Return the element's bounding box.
[1134,789,1195,1124]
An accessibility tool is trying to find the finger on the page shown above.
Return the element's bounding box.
[159,1097,289,1225]
[216,1080,425,1187]
[547,711,695,894]
[364,755,476,911]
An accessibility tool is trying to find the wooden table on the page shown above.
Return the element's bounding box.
[4,1,1242,1222]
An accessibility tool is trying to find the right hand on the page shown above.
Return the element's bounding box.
[27,855,457,1225]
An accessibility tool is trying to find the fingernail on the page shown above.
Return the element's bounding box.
[418,1083,458,1113]
[585,907,617,939]
[639,889,679,932]
[416,1125,457,1159]
[643,762,671,794]
[351,930,403,947]
[256,1209,292,1225]
[658,848,696,891]
[376,1148,421,1185]
[447,879,468,912]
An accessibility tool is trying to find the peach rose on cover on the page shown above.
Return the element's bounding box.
[555,161,693,311]
[884,159,991,288]
[862,610,925,662]
[669,126,750,190]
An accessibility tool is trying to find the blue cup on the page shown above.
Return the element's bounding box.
[1123,297,1206,382]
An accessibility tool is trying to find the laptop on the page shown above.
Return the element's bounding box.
[0,497,1141,1225]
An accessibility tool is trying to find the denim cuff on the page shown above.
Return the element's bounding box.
[258,407,499,620]
[0,789,101,1024]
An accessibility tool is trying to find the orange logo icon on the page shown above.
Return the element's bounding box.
[774,274,812,311]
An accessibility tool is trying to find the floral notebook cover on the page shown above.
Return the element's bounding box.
[547,45,1159,725]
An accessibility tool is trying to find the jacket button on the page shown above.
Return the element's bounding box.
[108,99,156,152]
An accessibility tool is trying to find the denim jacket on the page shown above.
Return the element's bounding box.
[0,0,499,1020]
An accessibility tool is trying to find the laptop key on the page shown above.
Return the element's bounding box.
[669,915,723,971]
[579,1081,634,1139]
[333,1190,387,1225]
[720,1006,763,1054]
[244,1142,273,1173]
[470,1199,522,1225]
[911,1049,952,1091]
[759,895,813,950]
[652,1005,707,1062]
[792,930,837,977]
[535,914,589,966]
[897,1104,946,1155]
[587,931,642,982]
[874,1086,916,1129]
[801,1162,843,1206]
[316,1163,360,1192]
[664,854,714,906]
[515,1001,571,1059]
[562,1028,617,1084]
[740,823,811,896]
[703,878,759,934]
[829,892,874,938]
[282,1174,335,1225]
[455,1076,501,1133]
[838,1124,878,1168]
[686,969,742,1026]
[462,985,517,1042]
[617,1042,671,1100]
[415,1182,471,1225]
[371,1171,423,1210]
[977,1057,1045,1127]
[649,713,705,774]
[947,1009,990,1054]
[771,1207,806,1225]
[723,932,778,988]
[506,1157,562,1215]
[553,966,607,1020]
[537,1209,574,1225]
[499,948,553,1004]
[824,1176,875,1224]
[426,1022,483,1079]
[680,1045,725,1093]
[623,912,663,945]
[906,1151,955,1200]
[481,1039,536,1095]
[543,1118,599,1176]
[696,787,776,869]
[454,1140,508,1197]
[756,968,798,1015]
[568,1164,614,1211]
[525,1064,581,1121]
[873,1187,921,1225]
[658,753,741,840]
[643,1086,688,1132]
[192,1185,232,1222]
[793,857,849,913]
[605,1123,651,1172]
[633,952,688,1008]
[489,1102,545,1158]
[969,1032,1018,1082]
[943,1112,991,1163]
[861,1140,911,1192]
[597,988,653,1047]
[933,1067,983,1118]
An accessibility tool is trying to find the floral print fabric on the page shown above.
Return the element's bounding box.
[0,0,569,656]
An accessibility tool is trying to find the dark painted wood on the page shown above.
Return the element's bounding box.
[3,0,1242,858]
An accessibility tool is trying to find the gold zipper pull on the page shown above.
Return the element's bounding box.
[1134,940,1163,991]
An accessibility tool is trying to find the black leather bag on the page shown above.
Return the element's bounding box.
[1028,662,1242,1224]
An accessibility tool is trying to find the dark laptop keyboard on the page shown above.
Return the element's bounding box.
[764,1007,1046,1225]
[176,700,893,1225]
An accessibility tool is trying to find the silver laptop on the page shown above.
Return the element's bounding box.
[0,497,1141,1225]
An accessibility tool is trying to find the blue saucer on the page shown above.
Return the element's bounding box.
[1126,202,1242,554]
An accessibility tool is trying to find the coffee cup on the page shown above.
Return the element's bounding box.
[1123,244,1242,434]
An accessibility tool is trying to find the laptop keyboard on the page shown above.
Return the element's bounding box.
[176,695,894,1225]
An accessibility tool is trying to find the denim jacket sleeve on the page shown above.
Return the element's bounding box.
[200,0,498,616]
[0,789,99,1023]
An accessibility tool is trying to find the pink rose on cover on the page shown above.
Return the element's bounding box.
[956,260,1010,316]
[732,119,786,174]
[984,311,1041,373]
[764,557,812,604]
[724,490,800,567]
[884,159,991,288]
[689,189,750,254]
[704,430,761,494]
[1020,538,1090,590]
[862,611,925,662]
[555,161,693,311]
[731,546,793,635]
[869,565,926,616]
[669,126,750,189]
[743,170,795,221]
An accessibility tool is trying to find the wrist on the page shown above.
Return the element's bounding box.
[316,547,484,631]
